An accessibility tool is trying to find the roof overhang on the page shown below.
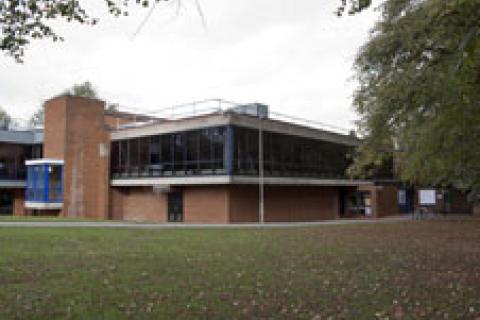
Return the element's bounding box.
[25,201,63,210]
[110,175,373,187]
[25,159,64,166]
[0,129,43,144]
[110,113,361,147]
[0,180,26,188]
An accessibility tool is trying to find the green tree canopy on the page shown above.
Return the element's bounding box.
[349,0,480,199]
[0,0,168,62]
[0,106,11,129]
[30,81,100,126]
[336,0,372,16]
[62,81,98,98]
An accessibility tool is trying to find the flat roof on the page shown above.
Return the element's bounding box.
[0,180,26,188]
[104,110,161,122]
[110,112,360,147]
[0,129,43,145]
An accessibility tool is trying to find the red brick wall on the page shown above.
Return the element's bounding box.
[12,189,26,216]
[266,186,339,222]
[184,186,229,223]
[375,186,400,218]
[109,187,124,220]
[43,97,67,159]
[229,185,340,223]
[359,185,400,218]
[44,96,110,219]
[109,187,167,222]
[108,185,347,223]
[228,185,259,223]
[109,186,230,223]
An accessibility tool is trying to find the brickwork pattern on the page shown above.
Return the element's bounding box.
[44,96,110,219]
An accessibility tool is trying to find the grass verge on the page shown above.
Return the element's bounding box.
[0,219,479,319]
[0,216,97,222]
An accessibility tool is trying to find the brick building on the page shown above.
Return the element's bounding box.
[0,95,467,222]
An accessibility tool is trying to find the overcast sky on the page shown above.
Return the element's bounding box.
[0,0,380,130]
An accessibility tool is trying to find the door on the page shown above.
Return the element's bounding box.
[168,191,183,222]
[0,191,13,215]
[399,187,415,214]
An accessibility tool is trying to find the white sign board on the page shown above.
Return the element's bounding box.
[365,207,372,216]
[398,190,407,205]
[419,189,436,206]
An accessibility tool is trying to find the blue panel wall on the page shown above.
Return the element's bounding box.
[25,164,64,203]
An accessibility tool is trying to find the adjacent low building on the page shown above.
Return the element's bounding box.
[0,95,467,222]
[0,127,42,216]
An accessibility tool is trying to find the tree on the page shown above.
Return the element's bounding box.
[0,106,11,129]
[0,0,168,62]
[62,81,98,98]
[29,107,45,127]
[336,0,372,16]
[349,0,480,199]
[29,81,100,126]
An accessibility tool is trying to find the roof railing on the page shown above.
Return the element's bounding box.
[0,118,41,132]
[107,98,353,135]
[267,112,351,135]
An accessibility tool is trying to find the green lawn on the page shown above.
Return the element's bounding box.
[0,220,479,319]
[0,216,95,222]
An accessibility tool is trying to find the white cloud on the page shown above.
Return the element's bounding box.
[0,0,380,129]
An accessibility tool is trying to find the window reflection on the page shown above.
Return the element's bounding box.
[111,127,226,178]
[48,165,63,201]
[0,142,42,180]
[110,125,354,179]
[232,126,352,179]
[25,164,63,202]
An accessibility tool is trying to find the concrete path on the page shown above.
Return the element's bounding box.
[0,216,410,229]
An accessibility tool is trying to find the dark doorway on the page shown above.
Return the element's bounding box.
[168,191,184,222]
[0,191,13,215]
[399,187,415,214]
[341,188,372,218]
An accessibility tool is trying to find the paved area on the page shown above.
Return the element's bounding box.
[0,216,410,229]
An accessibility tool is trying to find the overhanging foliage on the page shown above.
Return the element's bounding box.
[349,0,480,199]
